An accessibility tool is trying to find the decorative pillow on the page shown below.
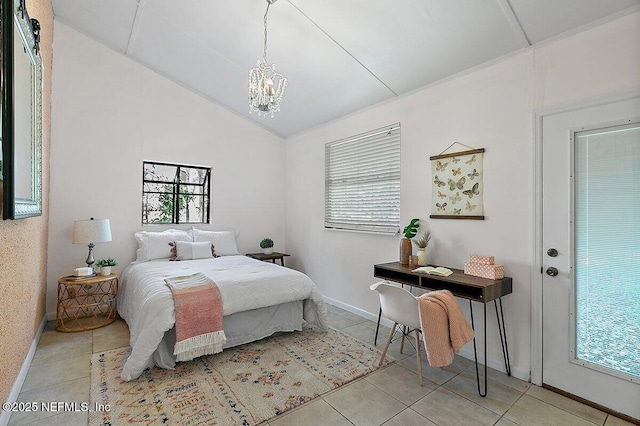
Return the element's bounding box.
[134,229,193,261]
[192,228,240,256]
[169,241,218,261]
[169,242,179,261]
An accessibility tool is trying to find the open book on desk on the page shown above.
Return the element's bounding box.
[411,266,453,277]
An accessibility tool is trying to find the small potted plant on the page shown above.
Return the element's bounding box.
[413,231,431,266]
[95,257,117,276]
[400,218,420,265]
[260,238,274,255]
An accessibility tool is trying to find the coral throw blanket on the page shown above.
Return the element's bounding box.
[164,273,226,362]
[418,290,475,367]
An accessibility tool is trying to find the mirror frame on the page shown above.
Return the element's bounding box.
[1,0,42,220]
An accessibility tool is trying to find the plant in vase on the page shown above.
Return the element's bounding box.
[95,257,117,276]
[260,238,274,255]
[400,218,420,265]
[413,231,431,266]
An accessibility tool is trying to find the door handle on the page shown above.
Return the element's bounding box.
[547,248,558,257]
[546,267,559,277]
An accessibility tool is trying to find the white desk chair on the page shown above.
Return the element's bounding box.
[370,281,423,386]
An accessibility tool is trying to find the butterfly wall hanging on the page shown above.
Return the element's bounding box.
[429,147,485,219]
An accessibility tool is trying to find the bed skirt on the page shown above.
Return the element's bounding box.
[153,300,304,369]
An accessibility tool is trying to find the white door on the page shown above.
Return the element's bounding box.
[542,97,640,420]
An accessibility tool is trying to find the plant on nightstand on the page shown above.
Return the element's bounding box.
[413,231,431,266]
[95,257,117,276]
[260,238,274,255]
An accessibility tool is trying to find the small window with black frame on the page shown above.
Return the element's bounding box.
[142,161,211,224]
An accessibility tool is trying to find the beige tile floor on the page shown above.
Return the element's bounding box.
[7,305,636,426]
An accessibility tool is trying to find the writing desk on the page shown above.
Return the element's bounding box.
[374,262,512,397]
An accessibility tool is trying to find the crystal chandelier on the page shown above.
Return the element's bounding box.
[248,0,287,117]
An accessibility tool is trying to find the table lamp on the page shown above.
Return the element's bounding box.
[72,218,112,269]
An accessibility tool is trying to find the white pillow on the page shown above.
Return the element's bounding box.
[134,229,193,261]
[192,228,240,256]
[175,241,216,260]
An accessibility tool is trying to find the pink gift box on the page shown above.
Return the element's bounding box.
[469,254,495,265]
[464,262,504,279]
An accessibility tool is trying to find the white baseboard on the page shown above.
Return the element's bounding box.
[0,316,47,426]
[323,295,394,329]
[46,311,56,321]
[323,296,530,383]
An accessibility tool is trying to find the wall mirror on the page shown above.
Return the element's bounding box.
[1,0,42,219]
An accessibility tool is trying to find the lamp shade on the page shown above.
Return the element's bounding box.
[72,218,112,244]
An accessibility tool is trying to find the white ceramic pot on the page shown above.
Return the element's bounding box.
[262,247,273,255]
[417,248,428,266]
[101,266,112,276]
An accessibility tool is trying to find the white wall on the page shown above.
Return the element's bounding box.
[46,12,640,378]
[285,12,640,380]
[46,22,286,317]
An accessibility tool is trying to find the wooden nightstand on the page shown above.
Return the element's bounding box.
[56,274,118,332]
[246,252,290,266]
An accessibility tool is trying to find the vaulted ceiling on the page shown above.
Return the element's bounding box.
[51,0,640,137]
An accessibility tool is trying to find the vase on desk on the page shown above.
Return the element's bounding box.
[399,238,412,265]
[417,248,428,266]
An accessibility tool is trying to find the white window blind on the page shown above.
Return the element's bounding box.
[574,123,640,378]
[325,123,400,233]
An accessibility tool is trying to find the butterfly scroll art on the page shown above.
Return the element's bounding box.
[430,148,484,219]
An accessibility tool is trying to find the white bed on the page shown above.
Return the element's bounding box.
[117,255,327,381]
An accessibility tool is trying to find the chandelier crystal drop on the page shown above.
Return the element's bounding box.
[248,0,287,117]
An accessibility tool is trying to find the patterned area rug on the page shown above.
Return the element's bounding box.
[90,328,392,425]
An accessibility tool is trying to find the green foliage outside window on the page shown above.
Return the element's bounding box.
[142,162,211,225]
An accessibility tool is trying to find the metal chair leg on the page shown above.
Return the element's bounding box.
[374,306,382,345]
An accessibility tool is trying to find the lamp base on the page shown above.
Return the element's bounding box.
[85,243,95,268]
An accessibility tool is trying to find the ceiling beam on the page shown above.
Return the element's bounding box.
[496,0,531,48]
[126,0,147,55]
[286,0,397,96]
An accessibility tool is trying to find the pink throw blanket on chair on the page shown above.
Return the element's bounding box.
[418,290,475,367]
[165,273,226,362]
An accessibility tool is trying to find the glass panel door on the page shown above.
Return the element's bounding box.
[574,123,640,380]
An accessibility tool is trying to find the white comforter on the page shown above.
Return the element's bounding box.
[117,255,327,381]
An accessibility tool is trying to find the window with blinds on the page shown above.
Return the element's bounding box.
[325,123,400,233]
[574,123,640,378]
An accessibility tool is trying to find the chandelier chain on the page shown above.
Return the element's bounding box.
[263,2,270,62]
